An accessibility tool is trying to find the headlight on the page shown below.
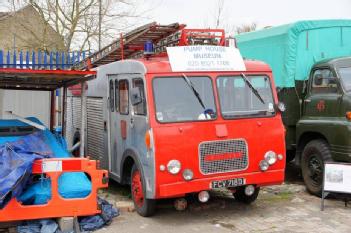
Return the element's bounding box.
[259,160,269,171]
[264,151,277,165]
[182,169,193,181]
[167,160,181,174]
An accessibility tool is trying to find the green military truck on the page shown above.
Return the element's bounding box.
[235,20,351,196]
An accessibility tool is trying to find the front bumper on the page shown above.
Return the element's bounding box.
[157,169,285,198]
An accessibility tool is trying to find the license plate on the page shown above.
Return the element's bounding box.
[211,178,245,189]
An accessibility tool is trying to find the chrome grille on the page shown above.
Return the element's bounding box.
[199,139,248,174]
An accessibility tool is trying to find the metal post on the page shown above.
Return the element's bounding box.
[62,86,67,138]
[80,82,87,157]
[50,90,56,131]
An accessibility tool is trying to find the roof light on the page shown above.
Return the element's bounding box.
[144,40,154,55]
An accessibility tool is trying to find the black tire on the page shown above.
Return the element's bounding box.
[301,139,332,196]
[131,164,156,217]
[233,186,260,204]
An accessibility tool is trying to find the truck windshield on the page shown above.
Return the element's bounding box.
[338,67,351,92]
[217,75,275,118]
[153,76,216,123]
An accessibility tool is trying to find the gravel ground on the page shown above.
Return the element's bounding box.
[97,162,351,233]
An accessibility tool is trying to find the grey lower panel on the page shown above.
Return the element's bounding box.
[65,96,107,169]
[65,96,82,149]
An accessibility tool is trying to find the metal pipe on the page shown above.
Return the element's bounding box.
[69,141,81,152]
[80,82,87,157]
[4,111,46,130]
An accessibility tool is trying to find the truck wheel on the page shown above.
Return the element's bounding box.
[301,140,331,196]
[131,164,156,217]
[233,186,260,204]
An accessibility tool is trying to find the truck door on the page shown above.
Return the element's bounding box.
[303,68,341,118]
[130,77,148,154]
[108,75,131,178]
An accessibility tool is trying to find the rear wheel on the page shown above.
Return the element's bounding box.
[131,164,156,217]
[301,139,331,196]
[233,186,260,204]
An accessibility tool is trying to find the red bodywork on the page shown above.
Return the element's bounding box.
[142,56,286,198]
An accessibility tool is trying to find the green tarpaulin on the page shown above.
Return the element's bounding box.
[235,20,351,87]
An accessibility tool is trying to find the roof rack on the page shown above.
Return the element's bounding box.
[74,22,186,69]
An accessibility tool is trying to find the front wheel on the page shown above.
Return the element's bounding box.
[301,139,331,196]
[131,164,156,217]
[233,186,260,204]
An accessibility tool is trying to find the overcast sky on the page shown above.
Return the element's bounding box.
[144,0,351,33]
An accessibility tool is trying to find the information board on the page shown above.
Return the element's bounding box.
[167,46,246,72]
[321,162,351,211]
[324,163,351,193]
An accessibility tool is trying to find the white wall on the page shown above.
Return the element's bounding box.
[0,90,50,127]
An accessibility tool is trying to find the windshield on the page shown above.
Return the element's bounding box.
[153,76,216,123]
[338,67,351,92]
[217,75,275,118]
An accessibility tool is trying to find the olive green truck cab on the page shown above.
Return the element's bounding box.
[235,20,351,195]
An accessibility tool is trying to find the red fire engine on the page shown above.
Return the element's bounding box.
[67,23,286,216]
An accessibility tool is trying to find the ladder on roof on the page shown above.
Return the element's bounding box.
[74,22,186,69]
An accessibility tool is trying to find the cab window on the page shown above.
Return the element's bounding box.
[119,80,129,115]
[115,79,119,112]
[311,69,338,94]
[132,78,147,115]
[109,79,114,112]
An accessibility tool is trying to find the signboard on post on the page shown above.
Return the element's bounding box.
[321,162,351,210]
[167,46,246,72]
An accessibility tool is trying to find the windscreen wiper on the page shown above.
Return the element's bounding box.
[181,73,206,109]
[240,73,265,104]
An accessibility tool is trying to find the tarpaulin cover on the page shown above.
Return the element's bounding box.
[235,20,351,87]
[0,118,91,208]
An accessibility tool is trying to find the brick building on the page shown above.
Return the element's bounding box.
[0,5,65,127]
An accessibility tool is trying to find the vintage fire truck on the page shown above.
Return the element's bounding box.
[67,23,286,216]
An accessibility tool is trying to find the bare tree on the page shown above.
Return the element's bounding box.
[5,0,148,52]
[214,0,225,29]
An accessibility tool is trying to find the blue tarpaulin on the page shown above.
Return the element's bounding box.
[0,118,91,208]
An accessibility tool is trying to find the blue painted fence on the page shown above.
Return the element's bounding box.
[0,50,87,70]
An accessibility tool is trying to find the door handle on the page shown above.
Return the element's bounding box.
[130,118,134,128]
[304,99,311,103]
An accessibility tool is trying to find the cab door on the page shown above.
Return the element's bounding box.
[303,68,342,118]
[108,75,131,178]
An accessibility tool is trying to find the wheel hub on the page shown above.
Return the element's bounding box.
[132,170,144,208]
[308,155,323,185]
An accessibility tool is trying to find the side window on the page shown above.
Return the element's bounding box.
[311,69,338,94]
[109,79,114,112]
[132,78,147,115]
[119,80,129,115]
[115,79,119,112]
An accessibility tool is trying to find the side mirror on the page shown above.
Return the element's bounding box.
[276,102,286,112]
[130,87,142,106]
